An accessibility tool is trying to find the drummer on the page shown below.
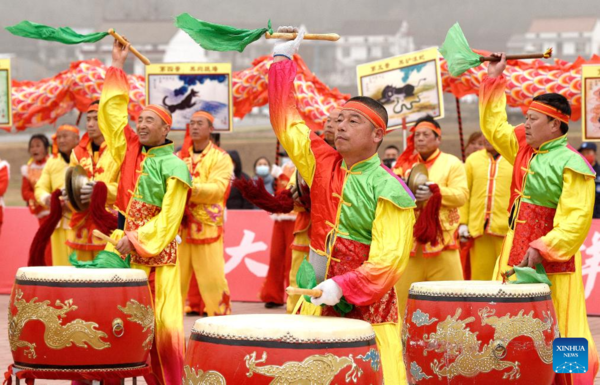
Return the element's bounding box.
[66,100,120,261]
[393,116,468,320]
[98,38,191,385]
[268,28,416,383]
[480,52,599,384]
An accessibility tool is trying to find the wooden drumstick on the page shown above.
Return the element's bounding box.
[286,286,323,298]
[265,32,340,42]
[92,229,118,246]
[108,29,151,65]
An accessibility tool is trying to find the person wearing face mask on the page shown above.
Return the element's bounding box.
[252,156,274,195]
[177,110,233,317]
[66,100,120,262]
[578,142,600,218]
[99,38,192,385]
[481,53,598,384]
[34,125,80,266]
[393,115,468,321]
[382,145,399,168]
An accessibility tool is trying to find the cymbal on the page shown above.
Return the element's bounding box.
[65,165,90,212]
[407,163,429,196]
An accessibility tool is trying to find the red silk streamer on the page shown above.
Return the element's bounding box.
[28,190,62,266]
[89,181,118,236]
[413,183,443,246]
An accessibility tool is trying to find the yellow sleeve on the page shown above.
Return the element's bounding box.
[98,67,130,167]
[106,181,118,206]
[440,159,468,208]
[332,199,415,306]
[268,60,321,186]
[34,159,54,207]
[530,169,594,262]
[126,177,189,258]
[191,154,233,205]
[459,158,473,225]
[478,76,519,164]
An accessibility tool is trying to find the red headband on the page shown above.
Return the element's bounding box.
[341,101,387,132]
[57,125,80,135]
[412,121,441,136]
[192,111,215,124]
[528,101,570,124]
[143,104,172,126]
[87,102,99,113]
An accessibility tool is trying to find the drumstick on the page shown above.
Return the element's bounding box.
[92,229,118,246]
[265,32,340,42]
[108,29,151,65]
[286,286,322,298]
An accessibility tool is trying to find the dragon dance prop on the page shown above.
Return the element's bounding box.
[440,23,553,76]
[4,53,600,132]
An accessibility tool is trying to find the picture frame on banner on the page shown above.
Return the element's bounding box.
[356,47,444,131]
[582,65,600,141]
[145,63,233,132]
[0,59,12,127]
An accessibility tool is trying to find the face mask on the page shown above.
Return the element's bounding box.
[584,154,596,165]
[256,165,270,177]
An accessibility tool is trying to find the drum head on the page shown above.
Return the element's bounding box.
[192,314,375,343]
[16,266,148,283]
[409,280,551,298]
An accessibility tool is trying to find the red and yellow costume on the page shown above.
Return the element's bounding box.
[480,74,599,384]
[67,106,120,260]
[260,162,297,306]
[178,118,233,316]
[99,67,191,385]
[393,124,468,320]
[34,126,79,266]
[21,157,49,223]
[269,59,416,384]
[0,159,9,236]
[460,149,513,280]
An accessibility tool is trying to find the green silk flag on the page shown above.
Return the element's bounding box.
[69,250,131,269]
[6,21,109,44]
[508,264,552,286]
[296,258,354,316]
[439,22,482,77]
[175,13,272,52]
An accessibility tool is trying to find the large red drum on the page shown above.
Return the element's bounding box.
[8,267,154,375]
[403,281,558,384]
[184,314,384,384]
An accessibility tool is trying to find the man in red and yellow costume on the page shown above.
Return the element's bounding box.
[458,137,512,280]
[35,125,80,265]
[393,115,468,318]
[481,53,599,384]
[178,110,232,316]
[269,29,416,383]
[67,101,120,261]
[99,39,191,385]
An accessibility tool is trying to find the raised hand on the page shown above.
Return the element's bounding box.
[487,52,507,78]
[111,37,130,70]
[273,27,306,61]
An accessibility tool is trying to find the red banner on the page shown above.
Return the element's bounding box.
[1,207,600,313]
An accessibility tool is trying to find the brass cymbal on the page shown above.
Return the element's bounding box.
[407,163,429,195]
[65,165,90,212]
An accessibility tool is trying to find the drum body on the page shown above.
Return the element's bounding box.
[403,281,558,384]
[184,314,384,384]
[8,267,153,374]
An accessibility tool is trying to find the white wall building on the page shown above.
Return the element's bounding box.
[507,18,600,61]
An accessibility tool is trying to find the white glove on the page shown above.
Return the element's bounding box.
[415,184,432,202]
[175,235,182,245]
[310,279,343,306]
[273,27,305,60]
[458,224,471,242]
[271,164,284,178]
[80,181,96,204]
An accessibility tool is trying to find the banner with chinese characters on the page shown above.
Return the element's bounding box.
[145,62,233,132]
[0,59,12,127]
[582,65,600,141]
[356,47,444,130]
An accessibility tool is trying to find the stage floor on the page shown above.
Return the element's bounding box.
[1,295,599,384]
